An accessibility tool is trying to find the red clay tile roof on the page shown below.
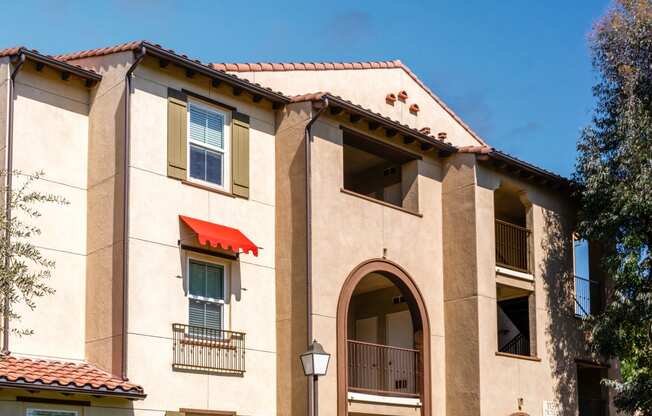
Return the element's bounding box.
[36,41,569,186]
[290,92,457,154]
[459,145,571,187]
[54,41,289,103]
[53,40,144,61]
[0,355,145,399]
[0,46,100,80]
[211,59,487,146]
[0,46,24,58]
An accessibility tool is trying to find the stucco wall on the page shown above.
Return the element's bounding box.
[7,64,90,362]
[305,113,447,416]
[0,59,9,181]
[476,164,588,416]
[118,58,277,416]
[442,155,602,416]
[235,68,481,148]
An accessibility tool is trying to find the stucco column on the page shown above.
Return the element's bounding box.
[275,102,314,416]
[442,153,482,415]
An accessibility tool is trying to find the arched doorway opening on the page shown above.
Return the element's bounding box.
[337,259,431,416]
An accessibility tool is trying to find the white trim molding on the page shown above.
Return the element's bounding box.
[496,266,534,281]
[347,391,422,407]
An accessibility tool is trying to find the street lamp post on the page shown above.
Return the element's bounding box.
[300,340,331,416]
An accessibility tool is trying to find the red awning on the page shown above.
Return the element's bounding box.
[180,215,259,256]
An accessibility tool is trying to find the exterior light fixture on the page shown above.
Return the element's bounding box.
[300,339,330,416]
[300,339,330,377]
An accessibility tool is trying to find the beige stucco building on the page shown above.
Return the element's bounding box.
[0,42,617,416]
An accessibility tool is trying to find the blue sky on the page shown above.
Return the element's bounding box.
[1,0,611,177]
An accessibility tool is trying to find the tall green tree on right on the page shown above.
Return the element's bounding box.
[574,0,651,413]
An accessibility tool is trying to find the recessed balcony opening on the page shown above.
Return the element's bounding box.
[347,272,423,400]
[497,284,534,357]
[577,364,609,416]
[574,237,603,318]
[494,185,531,274]
[343,129,419,212]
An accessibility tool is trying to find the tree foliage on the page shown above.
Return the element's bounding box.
[574,0,652,413]
[0,171,67,338]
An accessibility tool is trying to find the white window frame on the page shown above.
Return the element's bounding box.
[186,254,230,332]
[26,409,79,416]
[186,99,231,191]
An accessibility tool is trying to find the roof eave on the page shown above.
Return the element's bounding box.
[0,380,146,400]
[15,49,101,83]
[307,93,457,156]
[140,42,290,105]
[481,150,573,190]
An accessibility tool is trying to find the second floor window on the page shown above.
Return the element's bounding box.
[188,259,225,331]
[188,102,230,188]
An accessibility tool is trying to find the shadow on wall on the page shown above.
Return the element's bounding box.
[539,209,589,414]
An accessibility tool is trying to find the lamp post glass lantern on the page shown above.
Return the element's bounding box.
[301,339,330,376]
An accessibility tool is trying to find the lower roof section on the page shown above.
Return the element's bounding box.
[0,355,145,400]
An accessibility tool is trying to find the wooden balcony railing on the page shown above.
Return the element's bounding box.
[495,219,531,273]
[172,323,245,374]
[347,339,420,398]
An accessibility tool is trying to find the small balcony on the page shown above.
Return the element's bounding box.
[574,275,601,318]
[495,219,531,274]
[347,340,420,398]
[172,323,246,374]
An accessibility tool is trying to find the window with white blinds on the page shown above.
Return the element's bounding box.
[188,259,225,331]
[188,102,229,187]
[27,410,78,416]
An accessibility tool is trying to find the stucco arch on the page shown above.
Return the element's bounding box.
[336,258,432,416]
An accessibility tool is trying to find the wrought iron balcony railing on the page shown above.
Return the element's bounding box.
[575,276,601,318]
[172,323,245,374]
[495,219,531,274]
[347,339,420,398]
[499,332,530,356]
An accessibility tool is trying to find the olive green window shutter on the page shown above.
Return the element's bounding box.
[167,88,188,180]
[232,112,250,198]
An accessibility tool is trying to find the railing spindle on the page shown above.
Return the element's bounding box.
[172,323,246,374]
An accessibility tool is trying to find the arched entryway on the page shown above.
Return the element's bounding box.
[336,259,431,416]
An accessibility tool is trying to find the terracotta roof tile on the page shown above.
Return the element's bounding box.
[459,145,571,185]
[211,59,486,146]
[53,40,144,61]
[54,41,290,102]
[290,92,457,152]
[0,46,100,79]
[0,46,24,58]
[0,355,145,398]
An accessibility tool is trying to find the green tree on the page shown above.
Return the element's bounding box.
[0,171,67,347]
[574,0,652,413]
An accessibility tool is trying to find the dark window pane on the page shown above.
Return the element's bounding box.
[206,149,223,185]
[206,265,224,299]
[189,261,205,297]
[189,144,206,181]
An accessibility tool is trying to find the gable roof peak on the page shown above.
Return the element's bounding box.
[213,58,486,146]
